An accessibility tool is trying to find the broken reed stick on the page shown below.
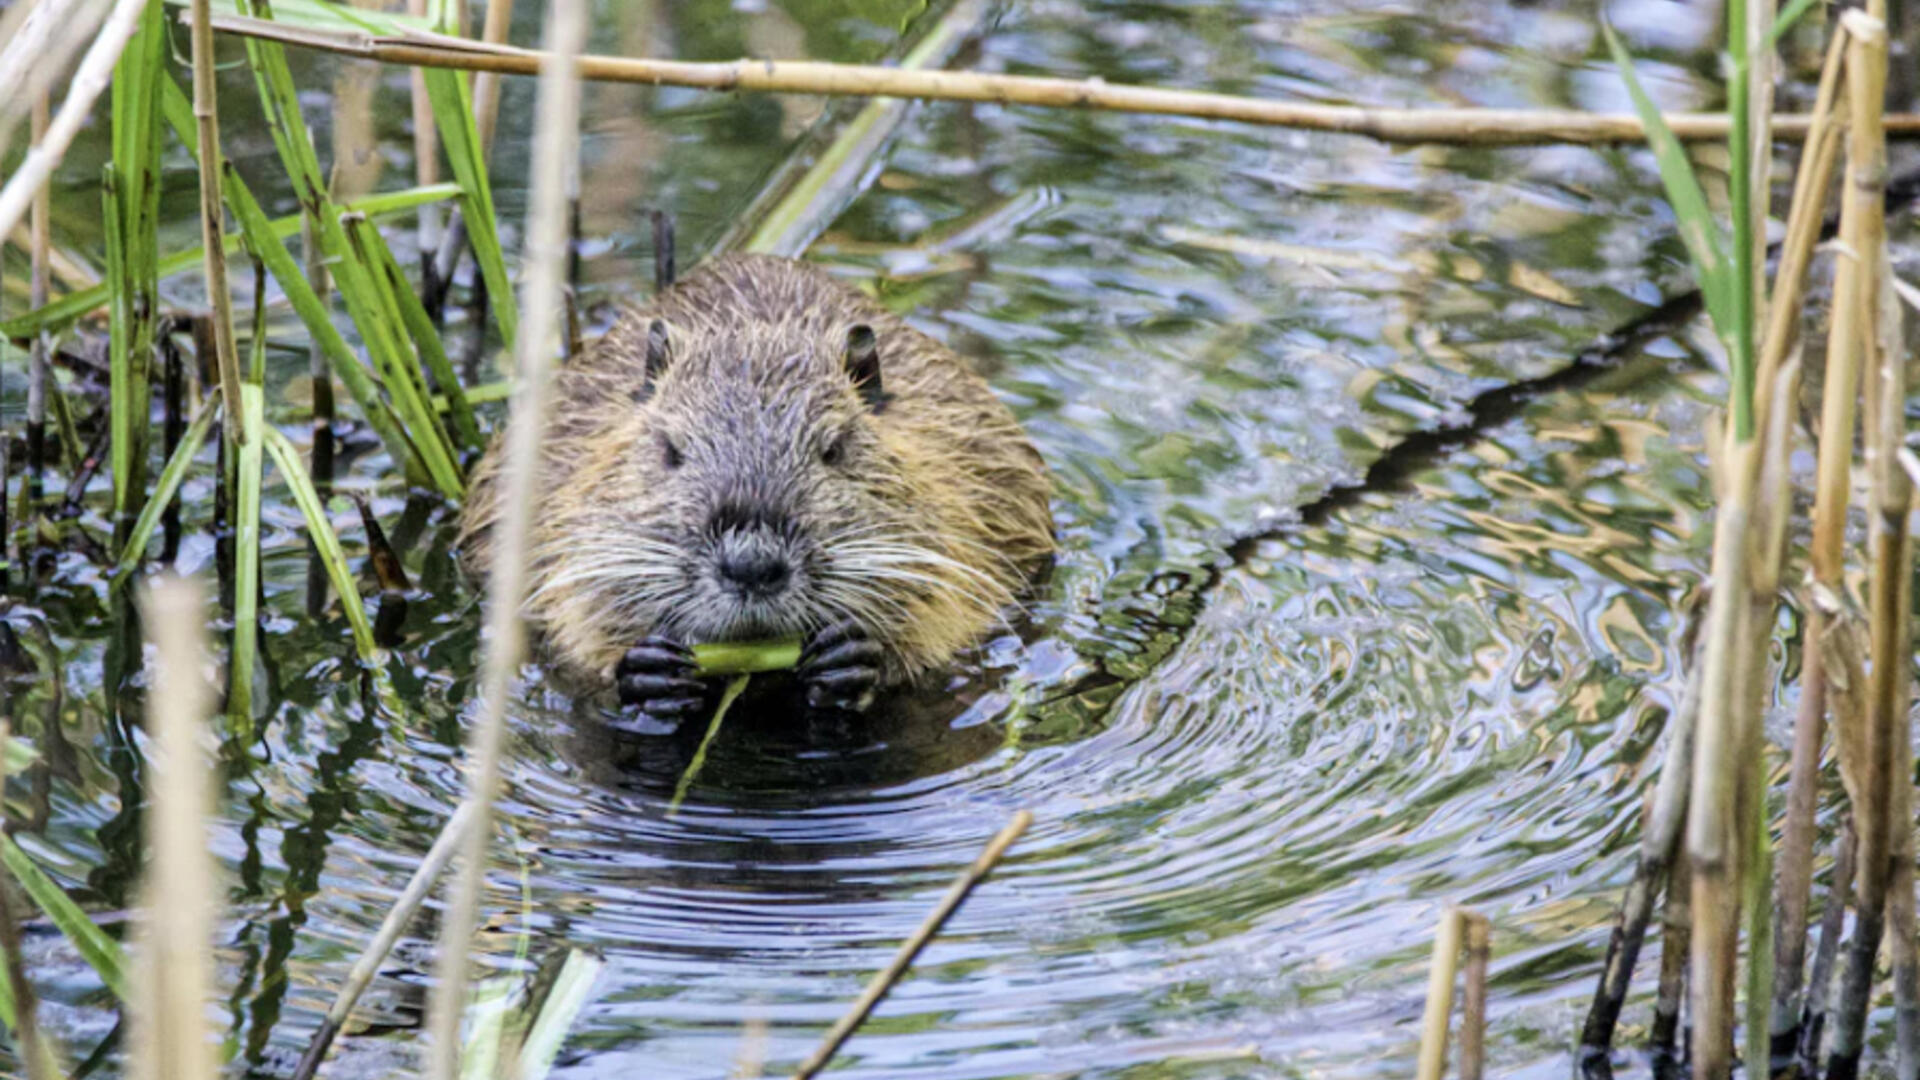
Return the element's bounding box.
[1687,432,1760,1080]
[1651,856,1691,1079]
[1414,907,1463,1080]
[130,577,216,1080]
[189,0,244,437]
[419,0,586,1075]
[791,810,1033,1080]
[406,0,440,258]
[289,801,475,1080]
[0,0,149,244]
[1579,633,1703,1049]
[198,13,1920,148]
[27,87,48,507]
[1800,815,1859,1073]
[1459,913,1490,1080]
[468,0,516,153]
[1827,14,1893,1079]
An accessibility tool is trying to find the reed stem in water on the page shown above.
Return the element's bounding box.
[422,0,586,1074]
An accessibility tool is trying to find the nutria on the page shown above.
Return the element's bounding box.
[458,254,1054,718]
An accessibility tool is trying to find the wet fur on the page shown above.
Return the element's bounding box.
[458,254,1054,686]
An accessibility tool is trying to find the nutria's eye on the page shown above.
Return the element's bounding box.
[662,435,684,469]
[821,435,849,467]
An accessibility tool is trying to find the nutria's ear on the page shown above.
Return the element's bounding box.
[633,319,671,402]
[843,324,885,412]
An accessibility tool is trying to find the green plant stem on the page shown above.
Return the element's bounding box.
[260,426,380,661]
[227,3,465,498]
[111,392,220,584]
[668,675,751,816]
[692,639,802,676]
[227,383,265,730]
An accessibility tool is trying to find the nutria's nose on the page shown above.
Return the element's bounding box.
[718,550,791,596]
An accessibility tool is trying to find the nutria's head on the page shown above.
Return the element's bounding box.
[559,314,980,648]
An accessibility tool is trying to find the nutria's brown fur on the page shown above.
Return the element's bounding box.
[458,254,1054,690]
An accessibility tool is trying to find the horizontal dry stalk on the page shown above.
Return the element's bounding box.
[201,13,1920,147]
[792,810,1033,1080]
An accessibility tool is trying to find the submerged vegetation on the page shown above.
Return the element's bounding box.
[4,0,1920,1076]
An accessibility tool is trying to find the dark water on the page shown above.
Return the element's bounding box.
[0,0,1884,1076]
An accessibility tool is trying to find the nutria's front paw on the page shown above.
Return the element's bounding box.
[616,635,708,719]
[798,621,883,713]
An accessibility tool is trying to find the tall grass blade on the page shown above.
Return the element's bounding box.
[0,835,130,1001]
[1601,22,1738,401]
[261,427,379,661]
[343,215,478,454]
[226,4,466,498]
[227,384,265,728]
[1723,0,1757,440]
[422,66,519,354]
[1768,0,1826,48]
[374,237,481,451]
[0,182,460,340]
[113,393,221,583]
[107,0,166,549]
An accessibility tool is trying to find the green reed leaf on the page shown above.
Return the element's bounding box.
[262,427,380,661]
[0,835,129,1002]
[422,67,519,354]
[1601,22,1737,362]
[112,392,222,587]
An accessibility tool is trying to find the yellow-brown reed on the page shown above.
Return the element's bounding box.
[792,810,1033,1080]
[198,13,1920,148]
[419,0,587,1074]
[1414,907,1463,1080]
[1824,11,1896,1076]
[1459,913,1490,1080]
[129,577,216,1080]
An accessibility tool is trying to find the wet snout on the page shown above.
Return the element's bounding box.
[709,502,798,601]
[716,530,791,598]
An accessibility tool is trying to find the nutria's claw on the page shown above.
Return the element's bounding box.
[798,622,882,713]
[616,636,705,716]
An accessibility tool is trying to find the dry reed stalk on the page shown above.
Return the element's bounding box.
[1459,912,1489,1080]
[1751,18,1848,445]
[290,801,474,1080]
[199,15,1920,148]
[469,0,516,153]
[1800,815,1858,1075]
[27,87,48,508]
[1826,16,1892,1078]
[420,0,586,1074]
[792,810,1033,1080]
[0,0,148,244]
[130,577,215,1080]
[1651,855,1690,1079]
[407,0,440,257]
[1579,632,1702,1049]
[0,719,54,1080]
[1770,95,1856,1050]
[1414,907,1463,1080]
[190,0,244,432]
[1687,431,1760,1080]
